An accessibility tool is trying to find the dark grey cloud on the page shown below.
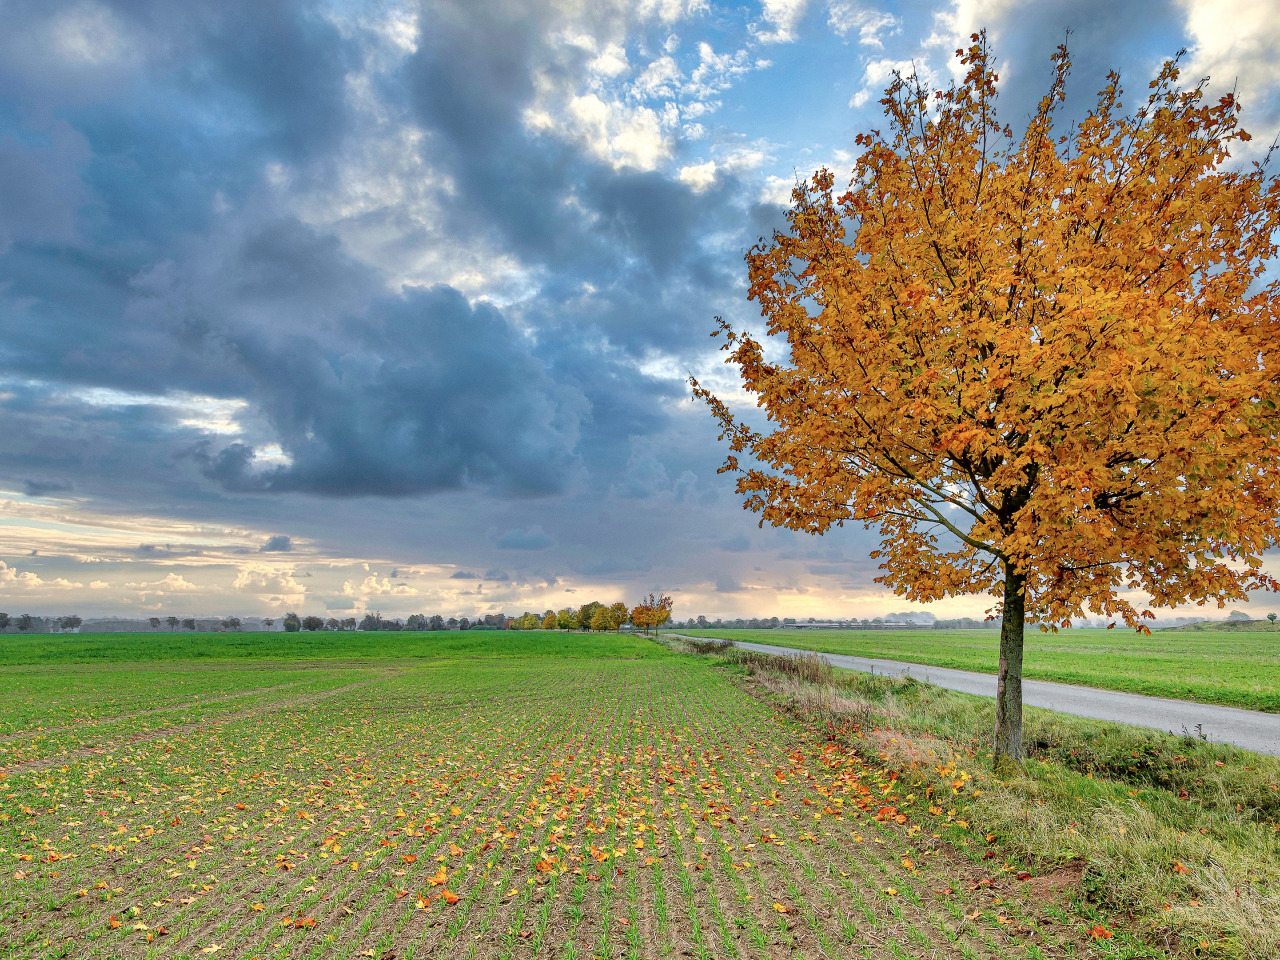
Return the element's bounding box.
[260,535,293,552]
[496,525,554,550]
[23,478,73,497]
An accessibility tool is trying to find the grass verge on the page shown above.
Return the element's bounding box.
[668,635,1280,960]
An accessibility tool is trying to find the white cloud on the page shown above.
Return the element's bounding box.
[0,561,83,591]
[687,42,755,99]
[589,41,630,78]
[636,0,709,23]
[123,572,202,596]
[849,58,933,108]
[677,160,718,192]
[633,55,682,100]
[760,175,795,205]
[752,0,810,44]
[827,2,900,47]
[1176,0,1280,130]
[564,94,671,170]
[233,564,307,599]
[343,575,420,599]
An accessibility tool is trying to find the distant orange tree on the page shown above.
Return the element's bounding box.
[693,36,1280,762]
[630,594,673,634]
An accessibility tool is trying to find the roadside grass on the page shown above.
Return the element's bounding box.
[674,628,1280,713]
[0,629,673,667]
[667,637,1280,960]
[1,651,1108,959]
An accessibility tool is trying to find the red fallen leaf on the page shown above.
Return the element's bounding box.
[108,915,121,929]
[534,858,555,873]
[586,874,600,881]
[294,917,316,929]
[1089,925,1113,939]
[416,895,432,909]
[441,889,460,905]
[480,842,493,851]
[394,889,410,899]
[236,803,247,811]
[518,931,531,939]
[402,854,417,864]
[1173,861,1190,875]
[982,851,996,860]
[1016,872,1032,881]
[170,817,181,826]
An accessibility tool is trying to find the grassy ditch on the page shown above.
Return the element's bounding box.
[670,636,1280,960]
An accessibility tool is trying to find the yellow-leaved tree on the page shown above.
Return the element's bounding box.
[692,36,1280,762]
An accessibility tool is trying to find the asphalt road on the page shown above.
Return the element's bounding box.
[666,634,1280,757]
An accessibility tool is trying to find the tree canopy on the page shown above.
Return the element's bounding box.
[693,35,1280,760]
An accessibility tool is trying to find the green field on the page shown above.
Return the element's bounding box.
[0,629,669,666]
[671,628,1280,712]
[0,635,1103,960]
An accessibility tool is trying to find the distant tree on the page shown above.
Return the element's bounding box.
[556,608,579,631]
[16,614,34,632]
[428,615,445,630]
[182,618,196,630]
[283,612,301,632]
[1269,613,1278,623]
[630,594,673,634]
[358,612,379,631]
[589,608,612,632]
[222,617,242,631]
[59,615,82,631]
[609,602,630,631]
[149,617,161,629]
[262,618,275,628]
[342,618,357,630]
[325,617,340,630]
[542,612,557,630]
[458,617,470,630]
[301,615,324,631]
[1229,611,1251,621]
[446,617,459,629]
[406,614,427,630]
[381,619,403,630]
[0,612,9,631]
[166,616,180,629]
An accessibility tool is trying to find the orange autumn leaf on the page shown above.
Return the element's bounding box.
[692,32,1280,763]
[401,854,417,864]
[108,915,121,929]
[1089,925,1114,940]
[294,917,316,929]
[448,844,462,857]
[1173,861,1190,875]
[426,867,447,886]
[441,889,460,905]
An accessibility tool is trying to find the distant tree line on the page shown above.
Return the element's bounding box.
[671,615,1002,630]
[273,597,674,634]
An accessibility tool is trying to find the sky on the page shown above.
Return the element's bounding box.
[1,0,1278,624]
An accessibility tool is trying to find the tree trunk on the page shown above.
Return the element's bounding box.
[993,563,1026,765]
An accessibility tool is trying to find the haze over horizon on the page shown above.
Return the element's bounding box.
[1,0,1277,623]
